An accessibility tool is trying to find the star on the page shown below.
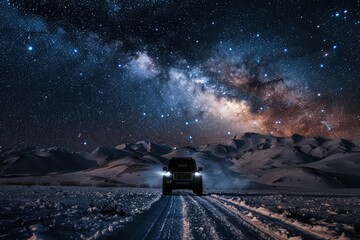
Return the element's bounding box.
[1,0,358,149]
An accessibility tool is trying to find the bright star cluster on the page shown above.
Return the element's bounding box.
[0,0,359,150]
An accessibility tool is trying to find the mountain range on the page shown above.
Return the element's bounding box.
[1,132,360,189]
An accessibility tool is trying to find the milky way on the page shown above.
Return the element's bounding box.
[1,0,360,150]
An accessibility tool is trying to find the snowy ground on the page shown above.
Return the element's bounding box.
[0,186,359,239]
[0,186,160,239]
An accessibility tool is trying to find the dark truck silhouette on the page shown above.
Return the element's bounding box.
[162,157,203,195]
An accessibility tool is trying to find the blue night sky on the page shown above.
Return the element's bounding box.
[1,0,359,150]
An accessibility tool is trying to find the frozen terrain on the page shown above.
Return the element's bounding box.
[1,133,360,189]
[1,133,360,238]
[0,186,359,239]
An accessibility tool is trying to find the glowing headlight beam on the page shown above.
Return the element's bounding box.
[164,171,171,177]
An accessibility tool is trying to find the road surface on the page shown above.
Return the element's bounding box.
[1,187,358,239]
[117,192,327,240]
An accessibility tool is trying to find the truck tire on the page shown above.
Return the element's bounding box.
[197,181,203,195]
[162,185,168,195]
[162,178,172,195]
[162,186,172,195]
[193,179,203,195]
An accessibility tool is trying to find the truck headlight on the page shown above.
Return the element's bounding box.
[164,171,171,177]
[194,172,201,177]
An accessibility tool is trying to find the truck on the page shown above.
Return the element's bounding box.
[162,157,203,195]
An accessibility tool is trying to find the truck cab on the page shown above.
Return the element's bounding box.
[162,157,203,195]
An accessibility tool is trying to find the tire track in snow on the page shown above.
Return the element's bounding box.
[142,196,174,240]
[211,195,328,240]
[185,195,220,240]
[180,195,193,240]
[157,196,177,239]
[116,196,183,240]
[147,196,183,240]
[192,195,271,239]
[119,193,325,240]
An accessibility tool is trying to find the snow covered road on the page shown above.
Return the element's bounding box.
[118,193,329,240]
[1,186,359,239]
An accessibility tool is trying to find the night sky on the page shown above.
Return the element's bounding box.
[1,0,360,150]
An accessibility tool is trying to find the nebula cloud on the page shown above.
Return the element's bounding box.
[1,1,359,148]
[160,49,346,140]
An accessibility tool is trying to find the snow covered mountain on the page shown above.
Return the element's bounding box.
[1,134,360,189]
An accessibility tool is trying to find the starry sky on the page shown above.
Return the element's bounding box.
[1,0,360,150]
